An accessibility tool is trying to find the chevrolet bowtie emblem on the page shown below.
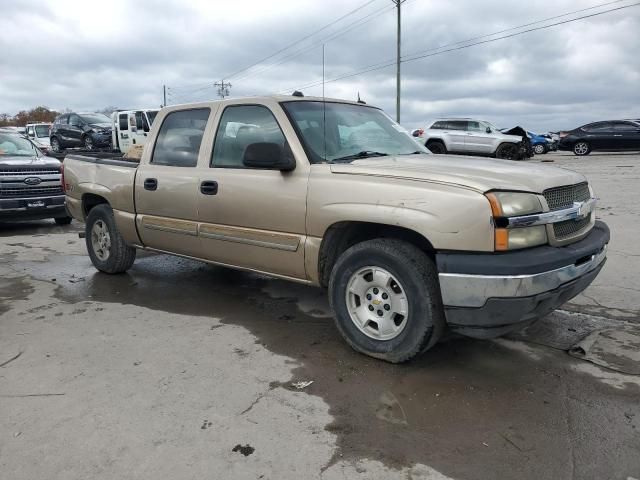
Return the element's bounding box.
[372,299,381,305]
[573,200,592,220]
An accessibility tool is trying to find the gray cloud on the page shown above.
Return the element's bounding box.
[1,0,638,132]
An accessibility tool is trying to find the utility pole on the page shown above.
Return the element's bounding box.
[163,85,167,107]
[392,0,404,123]
[215,80,232,99]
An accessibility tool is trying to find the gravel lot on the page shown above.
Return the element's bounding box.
[1,151,639,479]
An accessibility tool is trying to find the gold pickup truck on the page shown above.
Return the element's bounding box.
[63,95,609,362]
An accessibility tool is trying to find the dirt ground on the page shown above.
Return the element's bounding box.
[1,151,639,479]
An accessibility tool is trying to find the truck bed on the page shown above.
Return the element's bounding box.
[64,153,138,168]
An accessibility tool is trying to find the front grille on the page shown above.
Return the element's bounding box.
[543,182,590,211]
[553,213,592,239]
[0,185,63,198]
[0,168,60,176]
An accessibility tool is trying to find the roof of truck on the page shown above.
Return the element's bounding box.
[167,94,376,108]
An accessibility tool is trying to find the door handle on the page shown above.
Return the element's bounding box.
[200,180,218,195]
[144,178,158,191]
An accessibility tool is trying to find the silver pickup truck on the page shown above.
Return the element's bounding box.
[0,131,71,224]
[62,95,609,362]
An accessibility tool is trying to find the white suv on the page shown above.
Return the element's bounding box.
[413,118,523,159]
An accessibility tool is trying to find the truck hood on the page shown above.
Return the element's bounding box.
[329,154,585,193]
[0,155,61,170]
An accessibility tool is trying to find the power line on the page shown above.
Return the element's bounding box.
[224,0,382,81]
[278,1,639,94]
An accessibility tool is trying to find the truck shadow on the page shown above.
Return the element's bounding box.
[24,251,639,479]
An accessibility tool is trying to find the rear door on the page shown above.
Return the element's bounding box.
[115,112,131,152]
[444,121,467,152]
[134,107,213,257]
[55,115,69,142]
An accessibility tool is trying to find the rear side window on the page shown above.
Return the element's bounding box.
[430,121,448,129]
[57,115,68,125]
[582,122,611,132]
[151,108,210,167]
[119,114,128,130]
[448,121,468,131]
[211,105,285,168]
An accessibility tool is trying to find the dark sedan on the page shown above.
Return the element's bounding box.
[558,120,640,156]
[50,112,113,152]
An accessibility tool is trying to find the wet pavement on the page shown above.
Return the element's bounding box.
[1,153,640,479]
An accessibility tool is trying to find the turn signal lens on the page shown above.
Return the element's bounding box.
[495,228,509,251]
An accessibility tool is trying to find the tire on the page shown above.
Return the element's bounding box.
[533,144,546,155]
[85,204,136,274]
[495,143,518,159]
[54,216,72,225]
[51,137,61,153]
[573,141,590,156]
[83,135,94,151]
[426,140,447,155]
[328,238,445,363]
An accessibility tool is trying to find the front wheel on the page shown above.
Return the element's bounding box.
[51,137,61,153]
[533,144,546,155]
[495,143,518,159]
[426,141,447,154]
[573,141,590,156]
[85,204,136,273]
[328,239,445,363]
[83,135,94,151]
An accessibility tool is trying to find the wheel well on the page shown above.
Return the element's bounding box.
[317,221,435,287]
[82,193,109,217]
[426,139,445,147]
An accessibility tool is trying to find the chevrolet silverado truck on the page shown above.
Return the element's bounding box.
[62,96,609,363]
[1,131,71,224]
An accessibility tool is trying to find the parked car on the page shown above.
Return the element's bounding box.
[0,131,71,224]
[111,109,159,156]
[558,120,640,155]
[528,131,555,155]
[25,122,53,153]
[50,112,113,153]
[63,95,608,363]
[413,118,524,159]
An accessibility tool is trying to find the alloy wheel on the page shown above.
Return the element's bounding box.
[91,220,111,261]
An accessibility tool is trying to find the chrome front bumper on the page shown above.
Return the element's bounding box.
[439,244,607,308]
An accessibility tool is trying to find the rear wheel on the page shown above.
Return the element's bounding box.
[495,143,518,159]
[85,204,136,273]
[573,141,590,156]
[329,238,445,363]
[426,140,447,154]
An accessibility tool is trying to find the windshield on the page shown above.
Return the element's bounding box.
[79,113,111,124]
[0,133,39,156]
[146,111,158,125]
[282,101,427,163]
[35,125,50,137]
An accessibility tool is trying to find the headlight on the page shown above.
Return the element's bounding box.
[485,192,547,251]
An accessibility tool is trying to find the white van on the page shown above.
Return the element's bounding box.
[25,123,52,152]
[111,109,159,155]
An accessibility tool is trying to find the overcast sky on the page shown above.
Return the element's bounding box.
[1,0,639,131]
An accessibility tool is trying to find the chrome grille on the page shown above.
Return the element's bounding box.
[0,168,60,176]
[543,182,590,211]
[553,213,592,239]
[0,185,63,198]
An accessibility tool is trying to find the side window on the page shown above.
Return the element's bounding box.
[135,111,144,130]
[69,114,81,126]
[58,115,69,125]
[613,122,638,131]
[448,121,467,131]
[467,121,482,132]
[212,105,285,168]
[151,108,210,167]
[430,121,447,129]
[118,114,128,131]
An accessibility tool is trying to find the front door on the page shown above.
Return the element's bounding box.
[612,121,640,150]
[134,107,212,257]
[444,120,468,152]
[197,103,308,280]
[464,120,494,154]
[116,112,132,153]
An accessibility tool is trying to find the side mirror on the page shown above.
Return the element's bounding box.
[243,142,295,171]
[486,127,492,133]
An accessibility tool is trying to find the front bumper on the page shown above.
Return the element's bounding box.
[91,133,112,147]
[0,195,68,221]
[436,221,610,338]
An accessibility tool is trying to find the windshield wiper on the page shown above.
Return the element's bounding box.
[331,151,389,163]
